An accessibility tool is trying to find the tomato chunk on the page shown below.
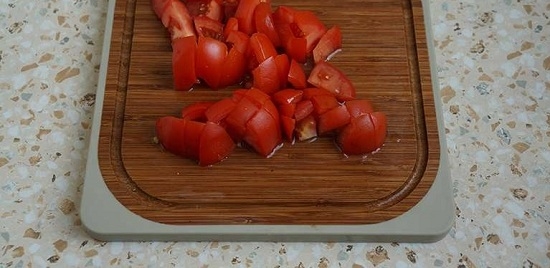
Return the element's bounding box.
[272,89,303,105]
[317,105,351,135]
[345,99,375,118]
[294,100,314,121]
[234,0,268,35]
[172,36,198,90]
[252,56,280,95]
[159,0,196,40]
[181,101,214,121]
[193,16,224,40]
[249,33,278,63]
[244,108,282,157]
[287,59,307,89]
[310,95,339,115]
[195,36,227,89]
[313,25,342,63]
[205,98,237,124]
[308,61,356,101]
[337,112,387,155]
[253,2,281,47]
[199,122,236,166]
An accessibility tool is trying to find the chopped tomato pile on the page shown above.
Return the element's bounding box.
[152,0,387,166]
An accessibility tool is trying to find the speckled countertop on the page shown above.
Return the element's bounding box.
[1,0,549,266]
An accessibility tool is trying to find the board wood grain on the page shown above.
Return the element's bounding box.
[98,0,441,224]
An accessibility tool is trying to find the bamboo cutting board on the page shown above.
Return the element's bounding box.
[96,0,442,226]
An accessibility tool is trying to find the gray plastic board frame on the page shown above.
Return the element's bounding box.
[80,0,455,242]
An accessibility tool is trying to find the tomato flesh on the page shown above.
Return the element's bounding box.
[317,105,351,135]
[199,122,236,166]
[287,59,307,89]
[308,61,356,101]
[313,25,342,63]
[172,36,198,90]
[253,2,281,47]
[337,112,387,155]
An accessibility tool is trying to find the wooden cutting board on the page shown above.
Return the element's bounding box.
[98,0,440,225]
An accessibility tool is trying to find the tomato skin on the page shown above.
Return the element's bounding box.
[195,36,227,89]
[313,25,342,63]
[225,95,261,141]
[292,10,327,53]
[278,103,296,118]
[181,101,214,121]
[294,99,314,121]
[287,59,307,89]
[234,0,270,35]
[219,45,247,87]
[249,33,278,63]
[336,112,387,155]
[172,36,198,91]
[244,107,282,157]
[199,122,236,166]
[310,95,339,115]
[156,116,188,157]
[252,56,280,95]
[308,61,356,101]
[274,54,290,89]
[275,23,307,63]
[205,98,237,124]
[272,89,303,105]
[344,99,374,118]
[223,17,239,39]
[155,117,205,160]
[317,105,351,135]
[253,2,281,47]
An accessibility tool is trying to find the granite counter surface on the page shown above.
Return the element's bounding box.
[1,0,549,267]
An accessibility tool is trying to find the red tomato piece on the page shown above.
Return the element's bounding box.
[276,24,307,63]
[292,10,327,53]
[294,99,314,121]
[249,33,278,64]
[302,87,333,100]
[205,98,237,124]
[244,108,282,157]
[225,96,260,141]
[225,30,249,54]
[252,56,280,95]
[196,36,227,89]
[336,112,387,155]
[185,0,223,22]
[272,89,303,105]
[310,95,339,115]
[287,59,307,89]
[317,105,351,135]
[199,122,235,166]
[234,0,269,35]
[193,16,224,40]
[295,115,317,142]
[272,6,296,24]
[156,116,187,157]
[223,17,239,40]
[280,115,296,142]
[313,25,342,63]
[308,61,356,101]
[172,36,198,91]
[160,0,196,40]
[344,99,375,118]
[181,101,214,121]
[274,54,290,89]
[219,45,247,87]
[253,2,281,47]
[155,117,205,160]
[241,87,271,106]
[277,103,296,118]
